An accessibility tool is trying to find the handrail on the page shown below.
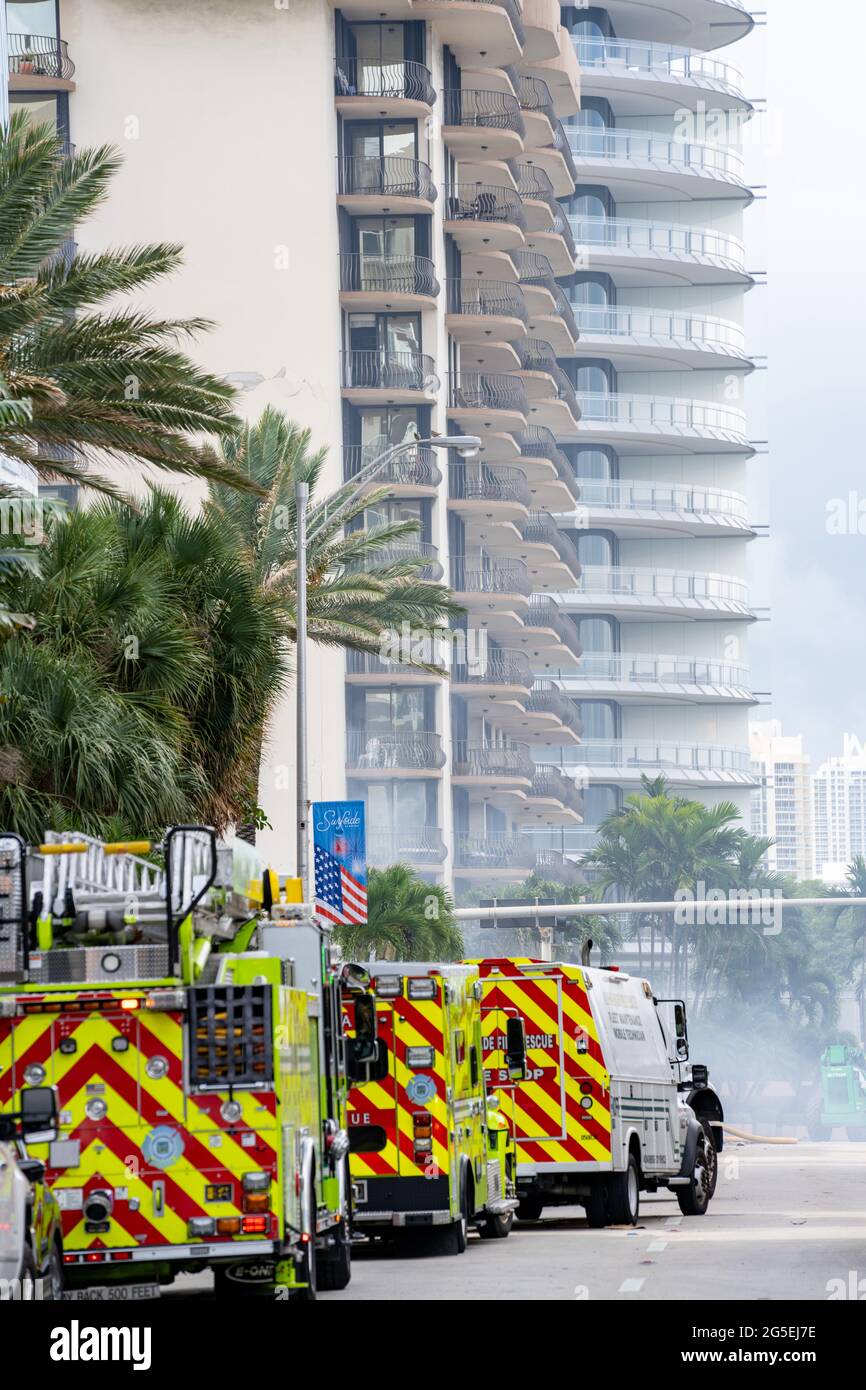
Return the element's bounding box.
[340,253,439,297]
[455,833,537,869]
[453,740,535,778]
[347,729,446,770]
[561,565,750,605]
[569,214,745,270]
[449,461,532,507]
[558,653,752,688]
[334,57,436,104]
[446,278,527,321]
[444,183,527,230]
[442,87,525,138]
[572,478,748,521]
[560,740,753,774]
[366,827,447,864]
[572,303,747,355]
[337,155,436,202]
[574,36,745,97]
[452,650,533,686]
[577,391,747,437]
[568,125,745,181]
[448,371,529,416]
[450,557,532,595]
[7,33,74,79]
[343,443,441,488]
[341,350,439,393]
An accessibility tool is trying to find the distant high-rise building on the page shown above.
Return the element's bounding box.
[812,736,866,882]
[749,721,813,880]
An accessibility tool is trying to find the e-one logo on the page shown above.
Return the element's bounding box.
[49,1320,152,1372]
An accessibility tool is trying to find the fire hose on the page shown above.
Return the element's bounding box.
[720,1123,798,1146]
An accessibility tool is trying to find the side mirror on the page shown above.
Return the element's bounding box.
[674,1003,689,1061]
[20,1086,58,1144]
[351,993,378,1066]
[505,1016,527,1081]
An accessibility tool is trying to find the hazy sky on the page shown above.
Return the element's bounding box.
[740,1,866,767]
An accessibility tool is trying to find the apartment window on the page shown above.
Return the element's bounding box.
[358,780,438,829]
[567,447,618,481]
[353,215,417,261]
[9,91,69,142]
[575,529,618,567]
[575,617,619,653]
[579,701,620,740]
[345,120,417,170]
[7,0,59,39]
[354,687,430,735]
[348,312,421,357]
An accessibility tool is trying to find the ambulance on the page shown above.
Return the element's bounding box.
[342,962,519,1252]
[474,957,723,1226]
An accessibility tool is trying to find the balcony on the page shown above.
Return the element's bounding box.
[526,765,584,820]
[442,87,525,160]
[569,478,752,539]
[557,565,753,621]
[450,557,533,623]
[340,350,439,403]
[519,112,578,197]
[347,729,446,774]
[452,649,534,701]
[339,253,439,311]
[445,278,528,343]
[515,339,582,429]
[522,23,581,119]
[454,832,539,878]
[523,596,583,665]
[448,462,532,528]
[519,510,582,586]
[411,0,525,66]
[555,653,754,705]
[516,73,556,142]
[576,36,749,117]
[511,250,579,352]
[514,165,577,274]
[452,740,535,785]
[560,740,756,787]
[366,826,448,867]
[598,1,754,51]
[567,126,750,203]
[522,0,561,61]
[573,392,750,454]
[513,427,579,509]
[346,650,443,684]
[355,539,443,580]
[569,214,750,288]
[337,156,436,215]
[443,183,527,254]
[571,304,750,372]
[7,33,74,85]
[342,443,441,496]
[525,680,583,739]
[334,59,436,117]
[447,371,529,433]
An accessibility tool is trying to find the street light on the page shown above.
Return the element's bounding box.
[294,434,481,898]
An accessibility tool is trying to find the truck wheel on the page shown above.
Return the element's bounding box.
[294,1183,318,1299]
[18,1241,37,1294]
[584,1183,608,1229]
[433,1171,469,1255]
[479,1209,514,1239]
[700,1120,719,1197]
[44,1238,64,1301]
[677,1127,715,1216]
[607,1153,640,1226]
[317,1220,352,1290]
[516,1195,544,1223]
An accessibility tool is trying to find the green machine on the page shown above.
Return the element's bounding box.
[809,1045,866,1140]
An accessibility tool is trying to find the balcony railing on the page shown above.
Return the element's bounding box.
[573,478,749,525]
[562,565,750,608]
[343,443,441,489]
[577,392,747,439]
[446,278,528,322]
[550,119,579,184]
[521,511,581,574]
[449,462,532,508]
[516,73,556,125]
[346,650,443,679]
[340,253,439,298]
[568,126,745,184]
[455,833,537,871]
[526,597,582,657]
[510,250,579,339]
[448,371,529,416]
[514,166,578,261]
[7,33,74,79]
[571,304,747,357]
[569,214,746,273]
[530,765,584,815]
[442,87,525,138]
[444,183,527,231]
[453,740,535,778]
[334,58,435,105]
[574,37,745,99]
[366,826,447,866]
[562,741,754,777]
[514,426,574,476]
[526,680,583,735]
[341,350,439,393]
[560,653,752,690]
[515,342,581,414]
[338,155,436,203]
[450,556,532,597]
[347,730,446,771]
[452,649,533,688]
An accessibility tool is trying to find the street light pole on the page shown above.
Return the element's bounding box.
[295,479,310,899]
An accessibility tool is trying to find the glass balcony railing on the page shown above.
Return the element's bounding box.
[577,391,747,439]
[558,653,752,690]
[571,304,747,357]
[366,826,447,865]
[560,741,754,777]
[568,127,745,184]
[572,478,749,525]
[560,565,750,608]
[569,215,746,273]
[574,37,745,99]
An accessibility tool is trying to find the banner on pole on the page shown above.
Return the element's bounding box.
[312,800,368,927]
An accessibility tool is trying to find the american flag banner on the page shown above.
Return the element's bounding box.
[312,800,368,926]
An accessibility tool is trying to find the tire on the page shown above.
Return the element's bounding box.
[433,1171,469,1255]
[294,1182,318,1299]
[479,1209,513,1239]
[516,1195,544,1223]
[44,1239,64,1301]
[583,1183,608,1229]
[607,1152,640,1226]
[700,1119,719,1198]
[677,1127,715,1217]
[318,1221,352,1290]
[18,1241,37,1294]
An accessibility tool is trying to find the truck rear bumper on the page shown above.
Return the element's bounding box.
[353,1209,453,1227]
[63,1239,276,1269]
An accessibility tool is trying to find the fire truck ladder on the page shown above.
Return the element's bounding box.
[38,831,168,934]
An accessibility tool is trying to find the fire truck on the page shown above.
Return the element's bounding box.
[342,962,519,1252]
[0,827,363,1299]
[473,957,723,1227]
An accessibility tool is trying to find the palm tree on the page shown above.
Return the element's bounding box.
[0,115,247,494]
[841,855,866,1046]
[332,863,464,961]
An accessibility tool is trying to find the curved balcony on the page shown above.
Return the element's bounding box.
[449,462,533,529]
[454,832,538,878]
[570,303,749,372]
[341,350,439,402]
[513,426,579,509]
[555,653,754,705]
[339,253,440,310]
[569,214,750,287]
[452,649,534,701]
[334,59,435,116]
[514,165,577,274]
[450,557,533,624]
[346,650,443,685]
[560,740,756,787]
[342,443,441,496]
[511,250,579,351]
[567,126,749,203]
[522,0,562,61]
[7,33,74,83]
[347,729,446,774]
[452,739,535,785]
[366,826,447,867]
[444,183,527,253]
[411,0,525,67]
[525,117,578,198]
[337,155,436,215]
[524,596,583,664]
[575,36,749,114]
[442,87,525,160]
[445,278,528,343]
[568,478,752,539]
[557,565,753,620]
[525,764,584,820]
[526,680,583,739]
[519,510,582,587]
[573,391,750,454]
[598,1,754,52]
[515,339,582,428]
[447,371,529,433]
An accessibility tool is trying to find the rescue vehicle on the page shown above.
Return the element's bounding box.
[342,962,519,1252]
[0,827,368,1299]
[473,956,724,1226]
[0,1085,64,1299]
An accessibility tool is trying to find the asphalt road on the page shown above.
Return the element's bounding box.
[164,1140,866,1302]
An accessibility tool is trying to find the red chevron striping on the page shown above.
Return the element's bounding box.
[389,996,445,1053]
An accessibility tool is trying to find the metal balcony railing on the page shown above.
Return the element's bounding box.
[514,166,578,261]
[455,833,537,871]
[521,511,581,575]
[515,342,581,415]
[449,462,532,508]
[347,729,446,771]
[530,765,584,814]
[561,741,754,777]
[448,371,529,416]
[452,649,533,688]
[526,681,583,735]
[550,119,579,184]
[446,278,528,322]
[560,654,752,691]
[444,183,527,231]
[450,556,533,597]
[346,650,442,679]
[442,87,525,138]
[7,33,74,79]
[526,596,582,657]
[366,826,447,866]
[338,155,436,203]
[453,741,535,779]
[574,37,745,98]
[569,214,746,273]
[334,58,436,105]
[568,126,745,183]
[576,392,747,438]
[341,350,439,393]
[562,565,750,607]
[573,478,749,525]
[514,425,574,476]
[516,74,556,125]
[340,253,439,298]
[510,250,579,340]
[343,443,441,489]
[571,304,747,357]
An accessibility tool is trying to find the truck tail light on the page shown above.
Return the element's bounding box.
[242,1215,269,1235]
[216,1217,241,1236]
[243,1192,269,1214]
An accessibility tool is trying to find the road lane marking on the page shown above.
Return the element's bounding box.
[618,1278,645,1293]
[647,1240,668,1252]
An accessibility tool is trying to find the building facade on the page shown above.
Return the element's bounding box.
[812,738,866,883]
[749,720,813,881]
[5,0,761,892]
